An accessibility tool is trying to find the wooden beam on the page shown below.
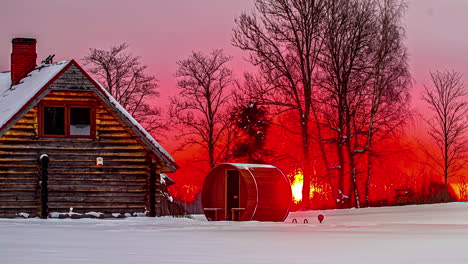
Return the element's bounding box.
[148,158,156,217]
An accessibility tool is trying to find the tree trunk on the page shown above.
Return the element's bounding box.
[365,105,378,207]
[312,105,338,203]
[345,104,360,208]
[301,119,311,208]
[365,148,373,207]
[336,100,347,207]
[208,143,215,169]
[444,132,449,186]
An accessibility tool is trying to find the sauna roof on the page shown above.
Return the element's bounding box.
[224,163,277,170]
[0,60,176,171]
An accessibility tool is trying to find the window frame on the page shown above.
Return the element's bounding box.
[38,101,97,138]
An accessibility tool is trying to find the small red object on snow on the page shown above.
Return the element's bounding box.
[318,214,324,223]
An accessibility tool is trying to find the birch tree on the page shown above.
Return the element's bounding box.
[317,0,410,208]
[363,0,411,206]
[233,0,328,208]
[319,0,377,208]
[233,0,411,208]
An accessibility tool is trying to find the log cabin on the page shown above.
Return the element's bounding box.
[0,38,177,218]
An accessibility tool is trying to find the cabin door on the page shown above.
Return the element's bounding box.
[226,170,240,220]
[39,154,49,218]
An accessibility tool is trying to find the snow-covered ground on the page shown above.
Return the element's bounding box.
[2,203,468,264]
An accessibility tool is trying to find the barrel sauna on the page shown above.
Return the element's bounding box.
[201,163,292,222]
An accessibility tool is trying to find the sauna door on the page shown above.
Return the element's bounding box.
[226,170,240,220]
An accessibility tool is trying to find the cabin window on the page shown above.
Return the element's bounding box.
[40,103,95,138]
[70,108,91,136]
[44,107,65,135]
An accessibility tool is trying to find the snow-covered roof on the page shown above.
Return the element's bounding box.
[96,82,175,163]
[0,61,69,130]
[160,173,176,186]
[0,60,176,171]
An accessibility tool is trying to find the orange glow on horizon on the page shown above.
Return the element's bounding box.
[290,170,324,204]
[166,111,467,207]
[291,171,303,203]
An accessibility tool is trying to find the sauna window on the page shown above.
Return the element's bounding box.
[40,104,95,138]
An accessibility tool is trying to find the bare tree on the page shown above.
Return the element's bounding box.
[363,0,411,207]
[170,50,233,169]
[422,70,468,186]
[83,43,163,134]
[318,0,377,208]
[319,0,409,208]
[233,0,328,208]
[233,0,412,208]
[315,0,411,208]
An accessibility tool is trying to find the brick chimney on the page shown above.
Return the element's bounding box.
[11,38,37,85]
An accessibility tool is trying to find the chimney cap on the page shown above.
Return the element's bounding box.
[12,38,37,45]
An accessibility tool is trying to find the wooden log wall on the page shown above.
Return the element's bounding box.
[0,90,164,218]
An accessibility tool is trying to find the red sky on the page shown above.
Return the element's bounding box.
[1,0,467,204]
[1,0,467,146]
